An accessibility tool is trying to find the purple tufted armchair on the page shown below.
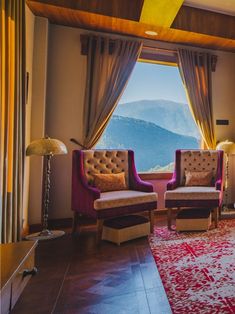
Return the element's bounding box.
[72,150,157,240]
[164,149,224,230]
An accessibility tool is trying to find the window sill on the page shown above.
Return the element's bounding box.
[139,172,172,180]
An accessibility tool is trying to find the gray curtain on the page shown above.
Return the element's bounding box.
[178,49,216,149]
[81,36,142,149]
[0,0,26,243]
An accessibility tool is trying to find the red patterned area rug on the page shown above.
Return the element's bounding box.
[149,220,235,314]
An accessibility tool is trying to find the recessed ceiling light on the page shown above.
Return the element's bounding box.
[145,30,158,36]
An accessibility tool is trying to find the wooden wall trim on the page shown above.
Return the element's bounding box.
[29,218,73,233]
[140,51,178,64]
[139,172,173,180]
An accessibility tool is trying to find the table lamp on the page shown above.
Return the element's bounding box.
[26,136,67,240]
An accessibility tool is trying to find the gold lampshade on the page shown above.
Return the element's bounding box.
[216,140,235,154]
[26,137,67,156]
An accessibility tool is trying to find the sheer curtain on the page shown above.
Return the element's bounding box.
[80,36,142,149]
[178,49,216,149]
[0,0,26,242]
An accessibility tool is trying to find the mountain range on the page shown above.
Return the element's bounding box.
[97,115,199,172]
[115,99,200,138]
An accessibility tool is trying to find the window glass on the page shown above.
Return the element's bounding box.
[96,62,200,172]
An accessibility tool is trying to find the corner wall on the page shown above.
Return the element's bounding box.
[23,5,35,233]
[28,16,49,224]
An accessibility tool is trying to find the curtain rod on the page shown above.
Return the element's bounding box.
[80,35,175,54]
[143,45,218,59]
[141,45,217,71]
[143,46,176,54]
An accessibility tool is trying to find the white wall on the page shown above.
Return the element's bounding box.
[46,26,86,219]
[213,51,235,141]
[30,23,235,222]
[213,51,235,204]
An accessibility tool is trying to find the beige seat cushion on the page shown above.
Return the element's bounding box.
[94,190,157,210]
[165,186,220,200]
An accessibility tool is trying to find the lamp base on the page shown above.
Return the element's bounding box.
[25,230,65,241]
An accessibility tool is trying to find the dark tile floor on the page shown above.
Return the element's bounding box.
[12,215,172,314]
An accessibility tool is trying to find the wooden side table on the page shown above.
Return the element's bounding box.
[0,241,38,314]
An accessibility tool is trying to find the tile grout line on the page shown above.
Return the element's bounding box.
[137,243,172,314]
[50,261,71,314]
[135,245,152,314]
[143,245,173,314]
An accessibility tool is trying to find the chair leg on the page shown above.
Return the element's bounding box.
[218,206,222,220]
[167,208,172,230]
[149,210,154,233]
[213,207,219,228]
[72,212,79,234]
[97,219,104,243]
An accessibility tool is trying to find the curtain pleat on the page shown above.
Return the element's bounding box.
[81,36,142,149]
[0,0,26,243]
[178,49,216,149]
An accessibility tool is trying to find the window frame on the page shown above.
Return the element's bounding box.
[97,46,203,177]
[138,47,203,176]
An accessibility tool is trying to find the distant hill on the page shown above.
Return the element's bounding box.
[97,115,199,172]
[148,162,175,173]
[115,99,200,138]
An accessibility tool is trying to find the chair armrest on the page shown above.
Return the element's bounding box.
[166,179,178,190]
[80,176,101,197]
[128,150,153,192]
[166,152,181,190]
[72,151,100,214]
[215,179,223,191]
[131,175,154,192]
[72,172,100,212]
[166,169,179,190]
[215,151,224,192]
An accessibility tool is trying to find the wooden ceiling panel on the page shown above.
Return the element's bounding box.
[27,0,144,21]
[172,6,235,40]
[26,0,235,52]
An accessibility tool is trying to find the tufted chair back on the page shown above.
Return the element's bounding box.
[179,150,219,186]
[82,150,129,188]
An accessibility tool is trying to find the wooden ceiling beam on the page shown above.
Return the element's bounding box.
[140,0,184,27]
[27,0,144,21]
[26,0,235,52]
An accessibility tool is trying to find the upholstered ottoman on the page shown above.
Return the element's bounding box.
[176,208,212,231]
[102,215,150,245]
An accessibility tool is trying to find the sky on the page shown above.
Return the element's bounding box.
[119,62,188,104]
